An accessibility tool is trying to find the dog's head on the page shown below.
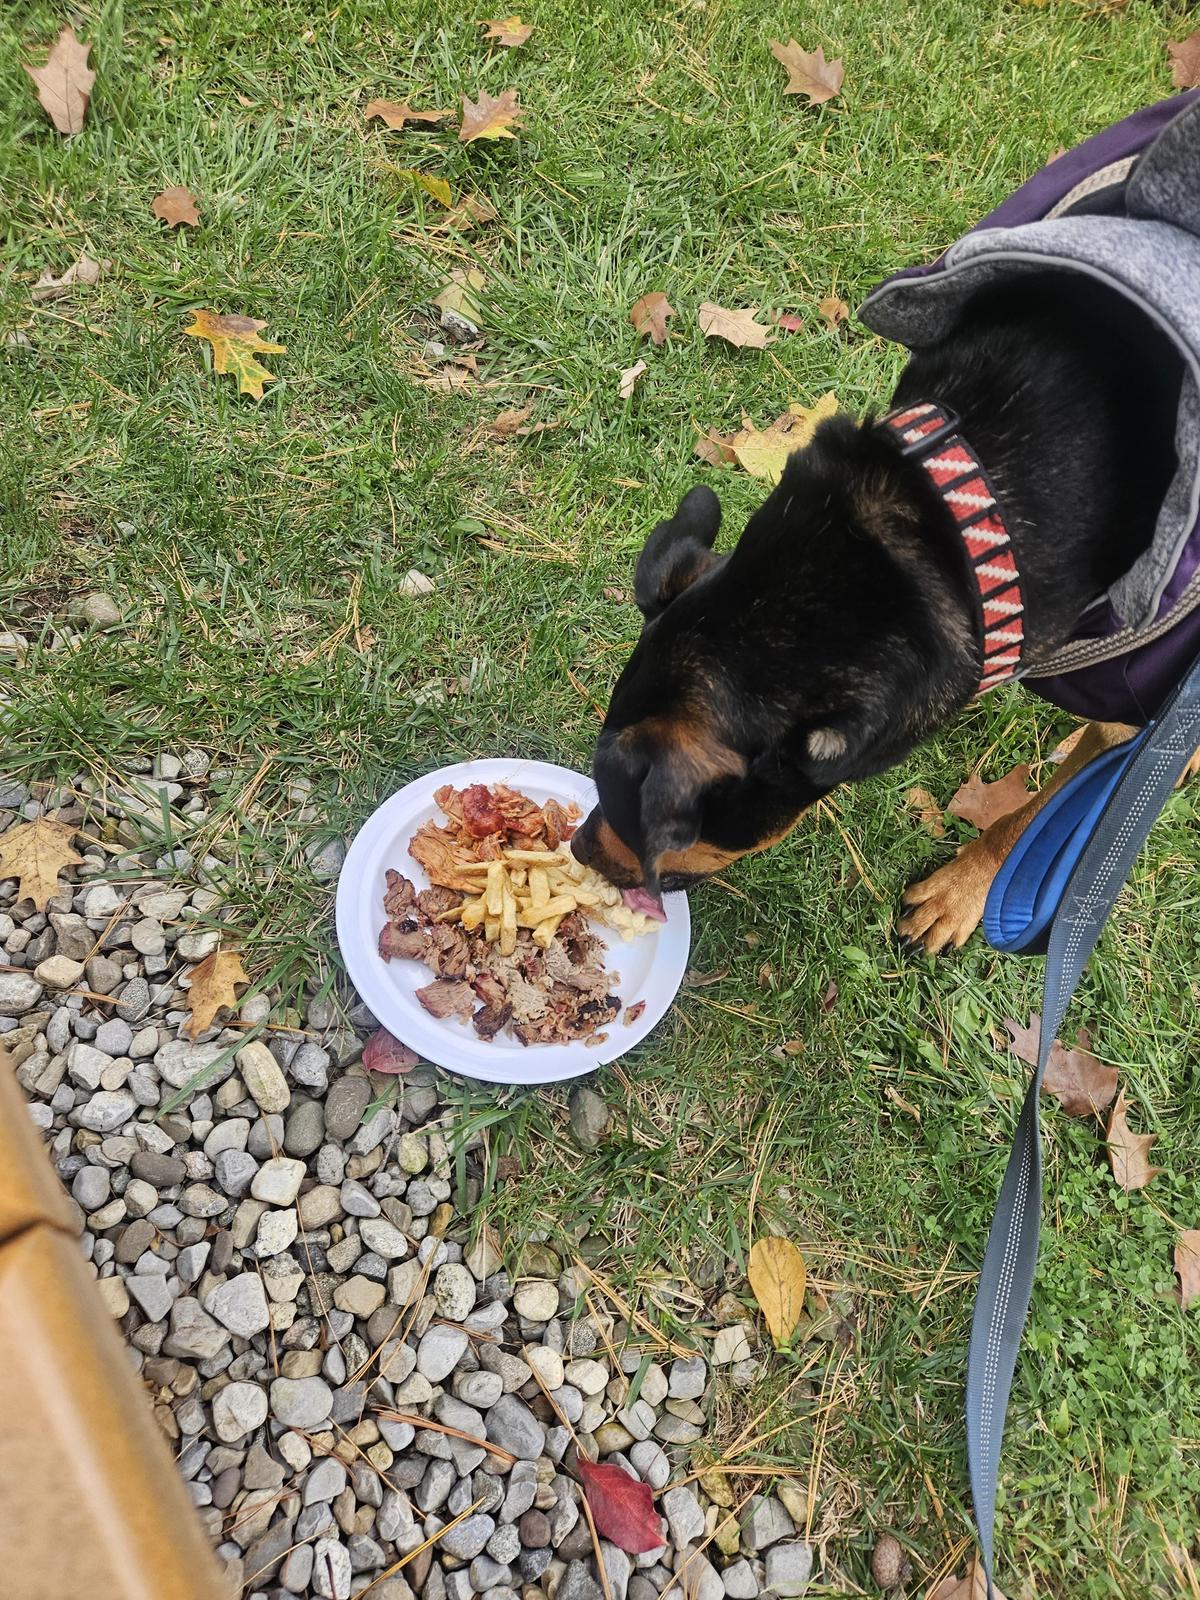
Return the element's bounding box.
[572,417,975,893]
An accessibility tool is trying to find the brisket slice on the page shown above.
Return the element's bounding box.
[415,884,462,919]
[473,1003,512,1041]
[383,869,417,919]
[379,923,430,963]
[416,979,477,1022]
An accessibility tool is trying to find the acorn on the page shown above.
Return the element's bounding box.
[871,1532,910,1590]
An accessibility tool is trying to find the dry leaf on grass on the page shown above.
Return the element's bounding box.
[0,818,83,912]
[818,294,849,332]
[618,359,647,401]
[23,25,94,137]
[362,1028,419,1073]
[770,40,844,105]
[747,1235,807,1346]
[184,311,285,400]
[365,100,450,129]
[885,1084,922,1123]
[928,1559,1006,1600]
[904,786,945,837]
[946,764,1031,830]
[694,425,738,467]
[31,251,109,302]
[576,1457,663,1554]
[1003,1014,1118,1116]
[479,16,533,47]
[386,167,454,206]
[442,193,498,229]
[698,302,774,349]
[460,88,525,143]
[1106,1089,1161,1192]
[152,186,200,227]
[728,393,839,485]
[490,407,532,437]
[433,268,486,321]
[1167,30,1200,90]
[184,950,249,1040]
[1175,1230,1200,1309]
[630,291,674,345]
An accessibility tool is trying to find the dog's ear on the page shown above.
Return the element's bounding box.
[634,485,722,622]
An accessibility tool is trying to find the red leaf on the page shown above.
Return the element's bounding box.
[577,1457,663,1554]
[363,1028,419,1074]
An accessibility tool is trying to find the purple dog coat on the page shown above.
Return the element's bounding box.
[859,92,1200,725]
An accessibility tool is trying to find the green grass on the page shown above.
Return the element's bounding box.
[4,0,1200,1593]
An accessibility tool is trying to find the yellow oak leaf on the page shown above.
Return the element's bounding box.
[0,818,83,912]
[183,310,286,400]
[459,88,525,143]
[479,16,534,47]
[184,950,250,1040]
[731,392,839,484]
[748,1236,807,1346]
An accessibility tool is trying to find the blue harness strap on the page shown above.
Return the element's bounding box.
[969,652,1200,1597]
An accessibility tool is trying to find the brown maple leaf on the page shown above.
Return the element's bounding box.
[770,40,845,106]
[0,817,83,912]
[630,291,674,345]
[23,25,94,137]
[1001,1013,1116,1114]
[694,424,739,467]
[698,302,774,350]
[928,1560,1007,1600]
[459,88,525,143]
[1167,30,1200,90]
[1175,1230,1200,1310]
[491,407,532,437]
[1105,1088,1162,1192]
[946,764,1031,830]
[184,950,250,1040]
[183,310,286,400]
[619,359,647,401]
[818,294,850,332]
[364,100,450,129]
[904,786,945,837]
[479,16,534,47]
[31,251,109,302]
[152,185,200,228]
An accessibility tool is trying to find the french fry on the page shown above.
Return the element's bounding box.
[484,915,501,943]
[528,866,550,908]
[461,896,488,931]
[503,848,559,864]
[433,905,464,923]
[515,894,577,927]
[485,860,506,917]
[500,880,518,956]
[532,913,564,949]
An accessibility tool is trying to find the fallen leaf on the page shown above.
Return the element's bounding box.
[183,310,286,400]
[821,979,838,1012]
[23,25,94,137]
[363,1028,419,1074]
[417,364,476,390]
[152,185,200,227]
[885,1084,921,1123]
[490,407,532,437]
[1042,1027,1118,1117]
[770,40,844,105]
[904,786,946,837]
[399,569,436,597]
[773,311,805,333]
[576,1457,663,1553]
[729,392,839,485]
[752,1228,809,1344]
[818,294,849,332]
[385,167,454,206]
[928,1560,1007,1600]
[630,291,674,346]
[1106,1089,1161,1192]
[433,268,486,321]
[1175,1230,1200,1309]
[459,88,525,143]
[1167,30,1200,90]
[694,425,738,467]
[619,359,647,401]
[747,1236,807,1346]
[0,817,83,911]
[442,193,498,230]
[184,950,249,1040]
[31,251,109,302]
[946,764,1031,830]
[365,100,450,129]
[698,302,774,350]
[479,15,533,47]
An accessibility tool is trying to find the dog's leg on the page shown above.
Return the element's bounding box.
[898,721,1139,954]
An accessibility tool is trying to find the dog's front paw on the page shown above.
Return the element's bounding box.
[899,842,996,954]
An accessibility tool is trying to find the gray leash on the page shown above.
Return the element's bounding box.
[967,651,1200,1598]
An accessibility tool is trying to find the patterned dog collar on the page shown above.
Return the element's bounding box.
[879,401,1025,696]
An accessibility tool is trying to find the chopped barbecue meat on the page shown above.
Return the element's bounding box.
[472,973,507,1009]
[416,885,462,920]
[379,923,430,963]
[473,1003,512,1041]
[425,922,471,980]
[623,1001,646,1027]
[383,869,416,919]
[541,797,577,847]
[409,820,488,892]
[416,979,477,1022]
[506,976,550,1023]
[462,783,508,839]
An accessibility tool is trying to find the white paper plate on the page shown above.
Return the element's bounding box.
[335,759,690,1085]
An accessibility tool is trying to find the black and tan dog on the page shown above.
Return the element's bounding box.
[571,271,1188,949]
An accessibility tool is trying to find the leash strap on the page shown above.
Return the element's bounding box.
[971,650,1200,1597]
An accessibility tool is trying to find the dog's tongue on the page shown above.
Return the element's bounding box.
[622,887,667,922]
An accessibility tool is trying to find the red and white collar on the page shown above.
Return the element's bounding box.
[879,401,1025,696]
